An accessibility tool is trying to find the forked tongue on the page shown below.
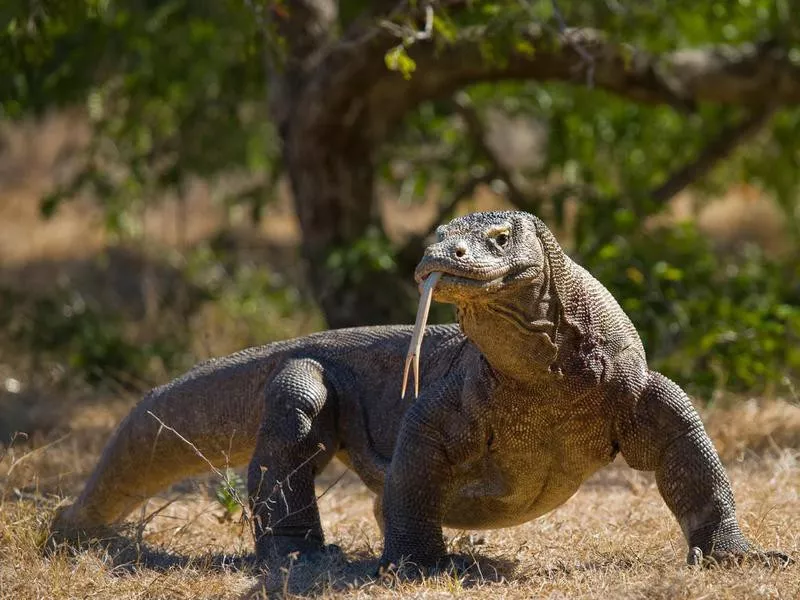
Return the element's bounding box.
[401,271,442,399]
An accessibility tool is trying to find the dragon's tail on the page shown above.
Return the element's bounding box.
[50,358,267,539]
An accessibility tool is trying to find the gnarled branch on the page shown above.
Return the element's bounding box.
[450,93,531,210]
[649,108,776,205]
[403,27,800,110]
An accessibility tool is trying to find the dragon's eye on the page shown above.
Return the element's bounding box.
[495,232,509,247]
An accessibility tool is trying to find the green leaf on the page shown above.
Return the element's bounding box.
[384,45,417,80]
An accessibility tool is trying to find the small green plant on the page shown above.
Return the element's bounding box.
[214,468,246,521]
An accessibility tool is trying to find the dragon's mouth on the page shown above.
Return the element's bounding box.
[400,268,510,400]
[401,264,537,399]
[415,264,510,288]
[428,272,507,291]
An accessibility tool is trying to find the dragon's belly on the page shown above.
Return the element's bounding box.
[443,409,616,529]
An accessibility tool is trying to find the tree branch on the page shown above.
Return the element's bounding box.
[364,28,800,132]
[298,18,800,159]
[410,27,800,108]
[450,93,531,210]
[396,58,777,267]
[649,107,776,205]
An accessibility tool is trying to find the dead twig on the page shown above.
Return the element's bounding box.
[451,92,531,210]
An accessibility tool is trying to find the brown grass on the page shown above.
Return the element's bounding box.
[0,394,798,600]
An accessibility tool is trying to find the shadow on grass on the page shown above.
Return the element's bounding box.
[45,527,520,598]
[241,549,520,599]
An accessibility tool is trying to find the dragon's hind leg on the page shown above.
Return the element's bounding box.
[248,358,339,564]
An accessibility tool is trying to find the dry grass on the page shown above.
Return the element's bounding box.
[0,394,798,600]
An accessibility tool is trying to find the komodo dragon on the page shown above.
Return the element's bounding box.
[51,210,790,572]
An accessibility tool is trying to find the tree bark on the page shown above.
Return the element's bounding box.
[268,2,419,328]
[283,119,417,327]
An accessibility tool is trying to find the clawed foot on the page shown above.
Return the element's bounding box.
[687,547,793,569]
[255,540,346,597]
[256,535,344,570]
[377,553,477,580]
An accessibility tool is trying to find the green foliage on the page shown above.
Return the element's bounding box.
[0,241,323,387]
[0,285,185,386]
[325,226,398,285]
[2,0,279,234]
[584,223,800,397]
[3,1,800,397]
[385,46,417,80]
[186,242,325,346]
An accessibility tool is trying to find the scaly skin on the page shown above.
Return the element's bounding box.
[51,210,790,572]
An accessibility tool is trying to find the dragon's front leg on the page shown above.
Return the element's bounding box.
[617,370,791,567]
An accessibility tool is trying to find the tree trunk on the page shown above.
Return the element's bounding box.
[280,116,416,328]
[266,2,422,328]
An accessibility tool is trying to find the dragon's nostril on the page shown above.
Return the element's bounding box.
[454,242,468,258]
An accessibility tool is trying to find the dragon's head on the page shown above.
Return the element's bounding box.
[400,210,552,398]
[414,210,546,304]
